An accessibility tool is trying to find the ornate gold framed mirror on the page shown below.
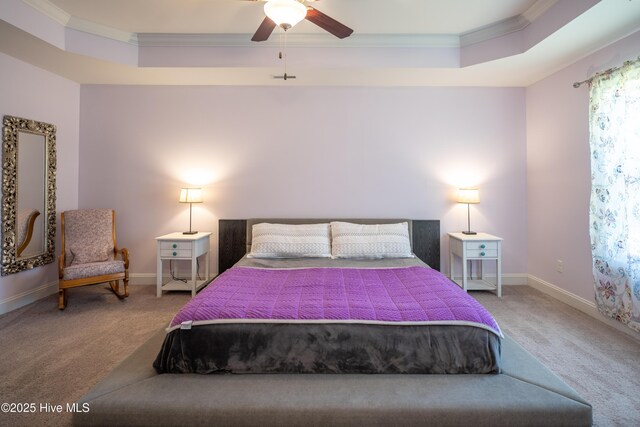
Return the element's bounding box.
[2,115,56,275]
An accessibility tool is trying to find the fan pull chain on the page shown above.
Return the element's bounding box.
[274,27,293,81]
[277,29,290,80]
[283,30,289,80]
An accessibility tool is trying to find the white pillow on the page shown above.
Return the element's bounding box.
[248,223,331,258]
[330,221,414,259]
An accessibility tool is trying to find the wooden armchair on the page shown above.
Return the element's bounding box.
[58,209,129,310]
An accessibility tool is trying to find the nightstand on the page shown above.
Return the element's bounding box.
[156,232,211,297]
[448,232,502,297]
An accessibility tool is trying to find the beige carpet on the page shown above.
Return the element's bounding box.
[0,284,639,426]
[474,287,640,427]
[0,285,189,427]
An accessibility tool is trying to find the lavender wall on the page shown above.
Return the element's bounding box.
[0,53,80,311]
[79,86,527,277]
[526,30,640,302]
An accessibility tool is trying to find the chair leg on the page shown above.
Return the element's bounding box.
[123,276,129,298]
[109,280,128,299]
[109,281,122,299]
[58,289,67,310]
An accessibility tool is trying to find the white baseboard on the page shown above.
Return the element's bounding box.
[129,273,156,286]
[129,274,215,286]
[527,274,640,341]
[445,273,528,286]
[502,274,528,285]
[0,280,58,315]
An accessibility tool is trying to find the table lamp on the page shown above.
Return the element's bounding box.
[457,188,480,235]
[179,188,203,235]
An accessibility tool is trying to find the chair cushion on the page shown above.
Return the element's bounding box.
[69,243,111,265]
[63,209,114,266]
[63,260,125,281]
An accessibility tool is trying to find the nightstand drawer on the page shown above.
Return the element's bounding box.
[160,241,191,250]
[466,249,498,258]
[466,241,498,251]
[161,249,192,258]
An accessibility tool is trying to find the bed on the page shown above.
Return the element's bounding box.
[74,219,592,426]
[155,219,500,374]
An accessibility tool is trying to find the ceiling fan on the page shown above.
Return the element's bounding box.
[246,0,353,42]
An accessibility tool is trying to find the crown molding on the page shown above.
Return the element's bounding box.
[18,0,558,50]
[460,14,530,47]
[460,0,558,47]
[21,0,70,26]
[522,0,558,22]
[137,33,460,48]
[67,16,138,44]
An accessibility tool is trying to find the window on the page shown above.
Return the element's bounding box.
[589,58,640,332]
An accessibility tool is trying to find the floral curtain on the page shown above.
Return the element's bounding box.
[589,58,640,332]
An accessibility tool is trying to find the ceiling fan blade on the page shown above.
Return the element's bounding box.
[251,16,276,42]
[305,7,353,39]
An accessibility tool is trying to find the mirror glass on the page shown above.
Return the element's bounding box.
[2,115,56,275]
[17,132,46,258]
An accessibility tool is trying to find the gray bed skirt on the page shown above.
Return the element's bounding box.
[154,323,501,374]
[74,330,592,426]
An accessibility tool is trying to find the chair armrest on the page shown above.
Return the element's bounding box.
[116,248,130,269]
[58,254,65,279]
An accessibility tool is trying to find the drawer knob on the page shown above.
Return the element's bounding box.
[480,251,485,256]
[172,243,177,248]
[480,244,486,249]
[173,251,177,256]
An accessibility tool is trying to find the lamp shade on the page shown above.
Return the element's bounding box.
[457,188,480,204]
[264,0,307,28]
[179,188,203,204]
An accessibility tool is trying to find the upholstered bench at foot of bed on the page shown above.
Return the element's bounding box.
[74,331,592,427]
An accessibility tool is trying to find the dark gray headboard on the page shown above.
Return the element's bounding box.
[219,219,440,274]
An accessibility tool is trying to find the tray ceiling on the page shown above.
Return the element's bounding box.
[1,0,639,86]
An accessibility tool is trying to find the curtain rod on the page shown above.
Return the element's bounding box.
[572,56,640,88]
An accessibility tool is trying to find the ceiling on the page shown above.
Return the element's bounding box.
[1,0,640,86]
[45,0,540,35]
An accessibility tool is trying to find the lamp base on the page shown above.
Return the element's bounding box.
[183,231,198,235]
[462,231,477,235]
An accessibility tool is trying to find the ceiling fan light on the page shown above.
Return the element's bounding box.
[264,0,307,29]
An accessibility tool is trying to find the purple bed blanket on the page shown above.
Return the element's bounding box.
[170,266,501,336]
[155,266,502,374]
